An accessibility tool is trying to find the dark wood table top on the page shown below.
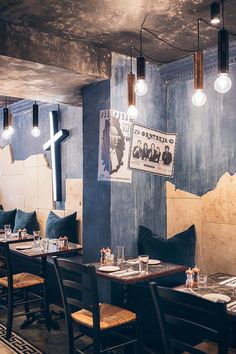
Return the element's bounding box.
[176,273,236,317]
[10,240,82,258]
[92,261,187,285]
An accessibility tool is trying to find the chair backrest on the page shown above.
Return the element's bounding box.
[150,283,229,354]
[0,242,14,289]
[53,257,100,329]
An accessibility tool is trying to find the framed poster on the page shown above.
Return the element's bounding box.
[128,123,177,178]
[98,109,132,183]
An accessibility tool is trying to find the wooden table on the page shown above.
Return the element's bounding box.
[10,240,82,329]
[0,233,33,244]
[93,261,187,285]
[176,273,236,317]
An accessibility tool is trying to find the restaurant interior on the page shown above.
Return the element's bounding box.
[0,0,236,353]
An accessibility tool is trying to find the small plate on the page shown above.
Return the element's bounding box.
[202,293,231,303]
[16,245,32,250]
[148,259,161,265]
[126,259,139,265]
[98,266,120,272]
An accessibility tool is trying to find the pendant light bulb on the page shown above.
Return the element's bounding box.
[192,49,206,107]
[134,55,148,96]
[32,102,41,137]
[127,105,139,119]
[214,73,232,93]
[2,129,11,140]
[192,89,207,107]
[31,126,41,137]
[215,28,231,93]
[211,2,221,24]
[8,126,14,135]
[134,79,148,96]
[8,112,14,136]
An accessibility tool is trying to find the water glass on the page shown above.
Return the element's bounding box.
[198,275,208,289]
[138,255,149,274]
[41,238,49,252]
[33,230,41,248]
[116,245,125,265]
[4,225,11,240]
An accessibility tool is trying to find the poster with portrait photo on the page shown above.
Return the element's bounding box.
[98,109,132,183]
[128,123,177,178]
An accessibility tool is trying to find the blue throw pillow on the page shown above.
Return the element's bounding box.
[45,211,77,243]
[138,225,196,286]
[13,210,39,234]
[0,209,16,230]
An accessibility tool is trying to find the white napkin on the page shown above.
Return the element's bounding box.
[111,270,140,277]
[219,276,236,286]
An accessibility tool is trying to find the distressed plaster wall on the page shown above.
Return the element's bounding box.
[0,145,82,242]
[0,99,83,241]
[167,173,236,275]
[162,41,236,274]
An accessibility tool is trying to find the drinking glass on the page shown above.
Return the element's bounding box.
[138,255,149,274]
[198,275,208,289]
[33,230,41,248]
[116,245,125,265]
[41,238,49,252]
[4,225,11,240]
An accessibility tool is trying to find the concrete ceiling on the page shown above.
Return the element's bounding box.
[0,0,235,105]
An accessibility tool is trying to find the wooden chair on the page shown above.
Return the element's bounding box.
[0,242,49,340]
[53,257,142,354]
[149,283,236,354]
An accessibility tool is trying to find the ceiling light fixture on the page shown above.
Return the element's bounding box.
[2,107,11,140]
[192,20,206,107]
[127,46,138,119]
[31,101,41,137]
[134,28,148,96]
[214,0,232,93]
[211,2,221,24]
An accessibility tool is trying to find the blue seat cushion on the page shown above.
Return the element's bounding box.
[45,211,77,244]
[0,209,16,230]
[138,224,196,286]
[13,209,39,234]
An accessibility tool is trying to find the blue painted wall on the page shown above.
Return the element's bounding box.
[110,54,167,257]
[82,53,166,264]
[160,42,236,196]
[82,80,111,263]
[0,99,83,204]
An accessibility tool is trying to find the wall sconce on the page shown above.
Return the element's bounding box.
[134,29,148,96]
[211,2,221,24]
[127,46,138,119]
[31,102,41,137]
[2,107,11,140]
[192,20,206,107]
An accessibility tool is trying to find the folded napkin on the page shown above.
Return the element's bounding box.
[219,276,236,286]
[111,270,140,277]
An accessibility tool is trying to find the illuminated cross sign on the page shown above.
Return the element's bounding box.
[43,111,69,201]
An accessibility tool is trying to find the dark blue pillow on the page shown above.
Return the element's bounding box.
[45,211,77,243]
[138,225,196,286]
[13,210,39,234]
[0,209,16,229]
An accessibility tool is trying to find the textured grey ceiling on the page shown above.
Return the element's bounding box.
[0,0,235,63]
[0,0,235,106]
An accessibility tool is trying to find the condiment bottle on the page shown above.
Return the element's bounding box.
[192,265,200,288]
[185,268,193,288]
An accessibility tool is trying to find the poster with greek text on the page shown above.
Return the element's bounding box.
[128,123,177,178]
[98,110,132,183]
